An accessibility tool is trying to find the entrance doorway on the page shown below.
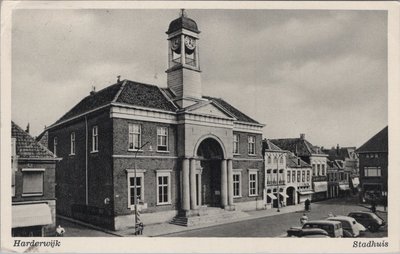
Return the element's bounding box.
[196,138,224,208]
[286,187,296,206]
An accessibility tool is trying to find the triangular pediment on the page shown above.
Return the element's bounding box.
[186,101,235,119]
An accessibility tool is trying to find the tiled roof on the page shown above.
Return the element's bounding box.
[55,82,123,124]
[263,139,283,151]
[12,121,55,159]
[203,96,260,124]
[36,130,49,148]
[357,126,388,153]
[286,154,311,168]
[52,80,260,126]
[323,147,355,161]
[116,81,177,112]
[270,138,324,157]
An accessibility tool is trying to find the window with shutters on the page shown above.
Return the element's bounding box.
[22,169,44,196]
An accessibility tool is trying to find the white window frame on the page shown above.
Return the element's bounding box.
[128,123,141,151]
[92,126,98,152]
[126,169,146,209]
[233,171,242,198]
[248,136,256,155]
[157,127,169,152]
[233,134,240,154]
[53,137,58,157]
[21,168,45,197]
[156,170,172,205]
[70,132,76,155]
[248,169,258,196]
[287,170,291,183]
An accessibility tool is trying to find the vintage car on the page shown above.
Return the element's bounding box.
[287,227,330,238]
[326,216,366,237]
[348,211,385,232]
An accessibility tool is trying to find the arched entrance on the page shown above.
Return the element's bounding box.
[196,138,224,207]
[286,186,296,206]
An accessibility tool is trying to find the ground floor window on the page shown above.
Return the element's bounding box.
[126,169,146,209]
[249,171,258,196]
[156,170,172,205]
[364,166,382,177]
[233,173,241,198]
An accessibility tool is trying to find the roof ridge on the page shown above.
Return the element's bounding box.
[158,87,179,111]
[112,80,127,103]
[12,121,55,158]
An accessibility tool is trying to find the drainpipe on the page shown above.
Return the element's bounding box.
[85,115,88,205]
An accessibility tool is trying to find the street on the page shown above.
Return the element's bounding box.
[163,199,388,237]
[57,217,118,237]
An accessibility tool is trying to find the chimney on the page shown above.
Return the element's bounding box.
[336,144,340,155]
[90,86,96,95]
[25,123,30,134]
[117,75,121,83]
[300,133,305,140]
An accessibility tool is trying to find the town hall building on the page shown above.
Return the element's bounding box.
[46,12,265,230]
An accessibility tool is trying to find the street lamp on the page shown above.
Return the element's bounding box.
[133,140,151,235]
[276,152,286,212]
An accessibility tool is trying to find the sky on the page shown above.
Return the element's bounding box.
[11,9,388,148]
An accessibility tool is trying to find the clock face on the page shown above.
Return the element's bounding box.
[171,37,181,53]
[184,36,196,51]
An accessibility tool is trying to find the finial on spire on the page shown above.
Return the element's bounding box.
[180,9,187,17]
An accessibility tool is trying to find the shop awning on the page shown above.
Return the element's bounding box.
[352,177,360,188]
[339,184,350,190]
[297,190,314,195]
[313,181,328,193]
[279,193,289,198]
[267,193,277,200]
[12,203,52,228]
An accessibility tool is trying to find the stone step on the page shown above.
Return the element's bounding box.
[170,209,249,227]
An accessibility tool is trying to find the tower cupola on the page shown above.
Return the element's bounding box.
[166,10,202,108]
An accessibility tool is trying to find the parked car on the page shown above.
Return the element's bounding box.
[287,228,329,238]
[302,220,343,238]
[326,216,365,237]
[348,211,385,232]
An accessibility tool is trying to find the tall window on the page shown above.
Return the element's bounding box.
[128,124,141,150]
[233,134,239,154]
[92,126,98,152]
[233,173,241,197]
[280,157,284,163]
[157,127,168,151]
[307,170,310,181]
[292,171,296,183]
[267,156,271,164]
[70,132,76,155]
[312,164,316,176]
[364,167,381,177]
[317,164,321,175]
[287,171,291,183]
[248,136,255,155]
[249,172,258,196]
[157,172,171,205]
[297,171,301,182]
[128,176,143,207]
[53,137,58,156]
[321,164,325,175]
[302,171,305,182]
[22,169,44,196]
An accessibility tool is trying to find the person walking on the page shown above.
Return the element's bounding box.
[300,213,308,226]
[371,200,377,213]
[56,225,65,237]
[304,199,311,212]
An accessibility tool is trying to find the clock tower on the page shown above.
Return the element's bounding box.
[166,10,202,108]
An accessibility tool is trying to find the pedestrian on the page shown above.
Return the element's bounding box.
[56,225,65,237]
[300,213,308,226]
[138,222,144,235]
[305,199,311,212]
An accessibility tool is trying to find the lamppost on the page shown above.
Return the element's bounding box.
[133,141,151,235]
[276,152,286,212]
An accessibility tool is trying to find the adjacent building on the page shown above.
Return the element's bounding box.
[262,139,312,209]
[356,126,388,204]
[45,12,265,230]
[271,134,328,201]
[11,121,59,236]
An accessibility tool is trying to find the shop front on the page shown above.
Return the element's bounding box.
[12,203,53,237]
